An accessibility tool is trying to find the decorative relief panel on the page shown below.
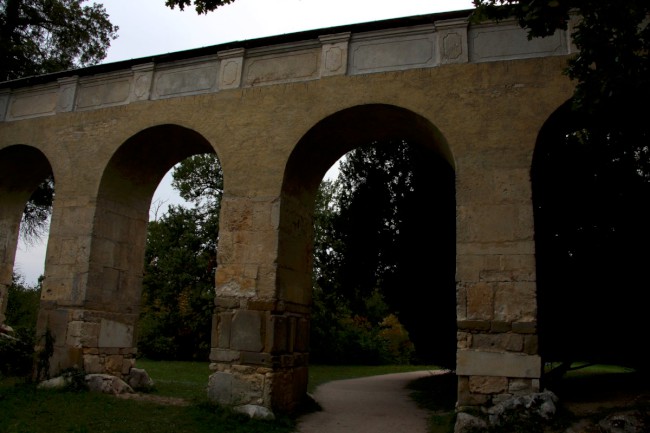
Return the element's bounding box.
[349,26,437,75]
[469,21,568,62]
[319,32,351,77]
[435,18,469,65]
[218,48,245,90]
[243,49,320,86]
[57,76,79,112]
[7,86,58,120]
[131,63,155,102]
[152,59,219,99]
[76,76,131,110]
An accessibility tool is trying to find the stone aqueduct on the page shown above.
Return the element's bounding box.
[0,9,575,413]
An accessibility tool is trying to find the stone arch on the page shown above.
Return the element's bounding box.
[279,103,455,305]
[276,103,456,407]
[39,124,217,377]
[0,145,53,325]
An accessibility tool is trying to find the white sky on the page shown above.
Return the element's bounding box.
[14,0,474,286]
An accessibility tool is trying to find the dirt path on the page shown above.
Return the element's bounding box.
[295,370,442,433]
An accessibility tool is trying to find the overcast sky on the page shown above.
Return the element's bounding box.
[14,0,474,286]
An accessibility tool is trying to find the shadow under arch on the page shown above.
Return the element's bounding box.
[278,103,457,366]
[89,124,217,310]
[0,145,53,324]
[532,99,650,377]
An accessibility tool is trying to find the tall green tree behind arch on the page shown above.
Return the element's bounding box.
[313,139,456,367]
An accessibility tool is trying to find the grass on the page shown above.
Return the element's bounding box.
[0,360,447,433]
[5,360,637,433]
[7,360,631,433]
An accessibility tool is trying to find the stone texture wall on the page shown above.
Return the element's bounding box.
[0,51,574,411]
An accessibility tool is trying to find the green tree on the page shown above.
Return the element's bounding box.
[0,0,119,81]
[1,273,41,378]
[164,0,234,14]
[1,1,118,240]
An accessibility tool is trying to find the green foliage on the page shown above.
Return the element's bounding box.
[0,0,119,81]
[140,206,217,360]
[165,0,235,15]
[0,328,35,378]
[171,153,223,209]
[0,273,39,379]
[309,287,415,365]
[5,273,40,331]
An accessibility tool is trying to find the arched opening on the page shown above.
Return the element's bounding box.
[0,145,53,378]
[532,101,650,406]
[81,124,218,376]
[0,145,53,324]
[279,104,457,404]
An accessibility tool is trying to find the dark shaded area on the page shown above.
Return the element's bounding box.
[313,138,456,367]
[532,101,650,373]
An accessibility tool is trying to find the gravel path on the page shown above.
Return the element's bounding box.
[295,370,440,433]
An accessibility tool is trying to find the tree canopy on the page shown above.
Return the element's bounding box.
[164,0,234,14]
[0,0,119,82]
[1,1,118,240]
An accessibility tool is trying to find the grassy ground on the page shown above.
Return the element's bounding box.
[0,361,443,433]
[3,361,635,433]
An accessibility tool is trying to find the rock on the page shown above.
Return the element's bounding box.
[37,376,70,390]
[85,374,134,395]
[0,323,17,341]
[125,368,154,391]
[454,412,488,433]
[598,411,647,433]
[487,390,558,426]
[233,404,276,420]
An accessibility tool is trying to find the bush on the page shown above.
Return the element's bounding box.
[0,328,36,378]
[1,274,40,379]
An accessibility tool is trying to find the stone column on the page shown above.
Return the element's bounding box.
[208,193,311,413]
[455,155,541,410]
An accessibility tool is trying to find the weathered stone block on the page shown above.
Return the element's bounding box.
[457,350,541,378]
[231,310,263,352]
[98,319,133,348]
[466,282,494,320]
[469,375,508,394]
[217,312,232,348]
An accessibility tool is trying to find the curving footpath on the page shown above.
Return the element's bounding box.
[295,370,439,433]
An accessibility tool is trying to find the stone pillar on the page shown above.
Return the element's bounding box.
[208,193,311,413]
[455,157,542,409]
[35,191,143,379]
